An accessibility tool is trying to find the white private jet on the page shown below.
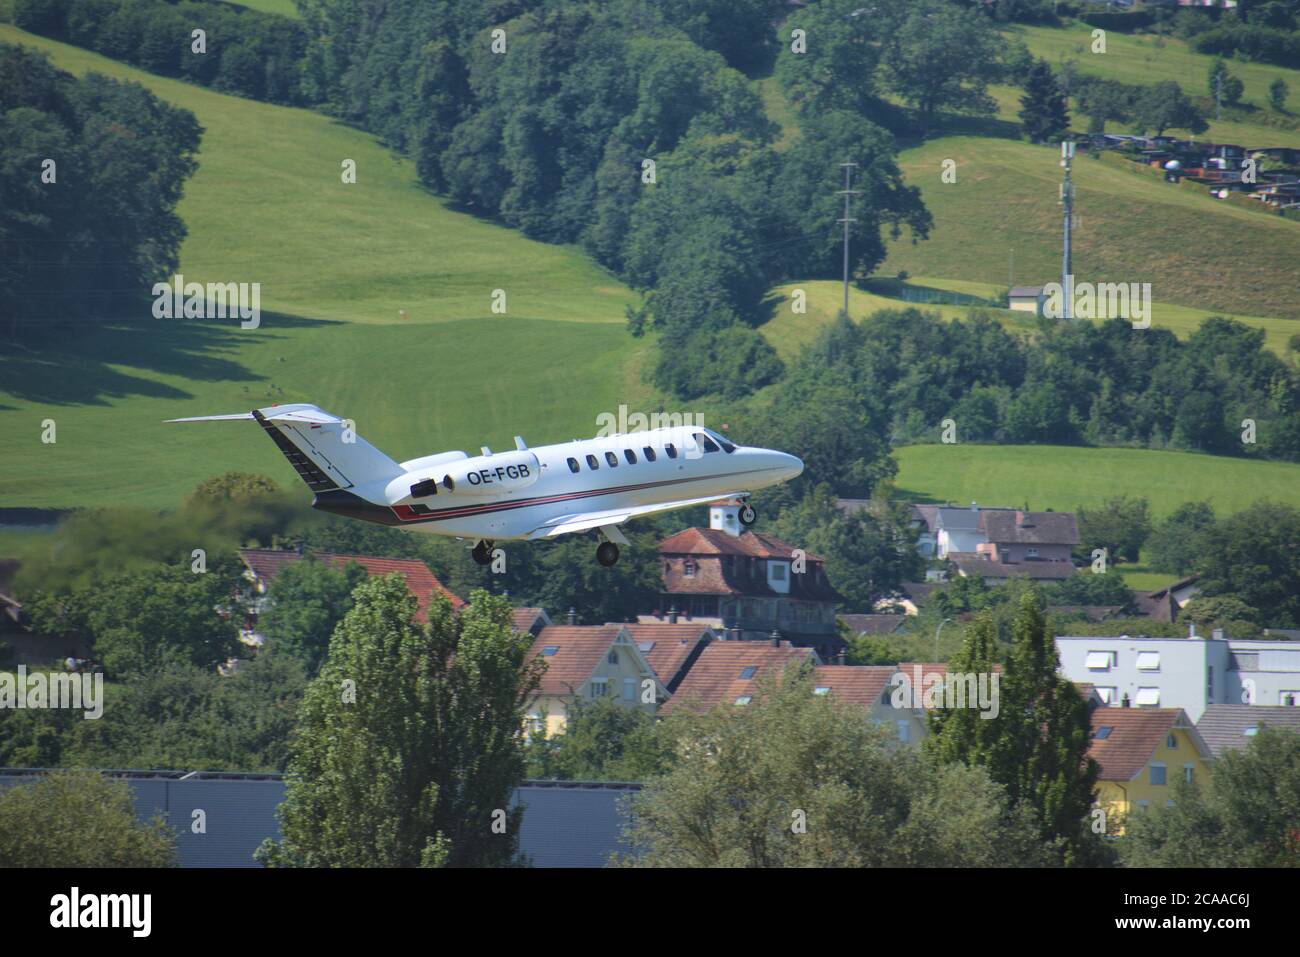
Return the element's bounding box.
[168,404,803,565]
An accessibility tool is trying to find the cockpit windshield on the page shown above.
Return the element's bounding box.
[704,429,736,453]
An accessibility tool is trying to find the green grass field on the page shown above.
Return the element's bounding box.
[895,443,1300,519]
[226,0,300,18]
[879,135,1300,322]
[0,25,655,509]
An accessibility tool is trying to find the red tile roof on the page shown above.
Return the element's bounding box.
[658,529,842,602]
[617,623,715,689]
[1088,708,1185,782]
[661,640,815,713]
[511,607,551,635]
[659,527,823,561]
[811,665,898,707]
[239,548,463,623]
[527,625,624,696]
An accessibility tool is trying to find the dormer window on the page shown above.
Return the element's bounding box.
[771,563,787,582]
[684,559,696,578]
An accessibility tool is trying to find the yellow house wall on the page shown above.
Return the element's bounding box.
[1095,726,1212,831]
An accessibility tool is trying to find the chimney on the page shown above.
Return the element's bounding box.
[836,649,846,665]
[566,607,577,626]
[1189,621,1197,638]
[667,606,678,624]
[1212,627,1224,641]
[728,624,741,642]
[770,629,781,647]
[1121,692,1131,709]
[709,500,743,537]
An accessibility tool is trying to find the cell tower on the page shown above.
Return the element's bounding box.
[1060,140,1075,321]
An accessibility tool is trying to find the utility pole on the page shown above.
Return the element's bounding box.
[1215,72,1222,121]
[838,162,860,317]
[1060,140,1075,321]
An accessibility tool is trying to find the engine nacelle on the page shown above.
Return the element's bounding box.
[392,449,540,501]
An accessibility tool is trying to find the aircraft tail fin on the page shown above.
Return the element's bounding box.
[168,404,404,492]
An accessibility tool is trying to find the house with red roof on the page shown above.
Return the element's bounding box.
[615,622,717,694]
[1088,706,1213,828]
[238,548,463,645]
[660,638,819,714]
[649,501,844,659]
[810,665,929,745]
[525,624,669,736]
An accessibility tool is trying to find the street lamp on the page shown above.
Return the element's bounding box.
[935,617,953,663]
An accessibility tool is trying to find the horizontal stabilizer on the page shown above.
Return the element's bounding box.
[166,412,255,423]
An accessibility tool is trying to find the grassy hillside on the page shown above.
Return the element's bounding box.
[879,135,1300,322]
[0,25,655,509]
[895,443,1300,519]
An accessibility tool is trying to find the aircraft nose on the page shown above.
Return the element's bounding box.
[778,452,804,480]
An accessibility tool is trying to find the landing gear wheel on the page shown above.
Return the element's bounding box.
[471,540,494,566]
[596,541,620,566]
[739,504,757,527]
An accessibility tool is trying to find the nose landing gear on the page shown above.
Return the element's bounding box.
[739,502,757,527]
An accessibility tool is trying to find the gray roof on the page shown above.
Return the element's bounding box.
[981,510,1080,546]
[936,507,984,532]
[952,557,1076,581]
[1196,705,1300,757]
[1008,285,1045,298]
[839,614,907,636]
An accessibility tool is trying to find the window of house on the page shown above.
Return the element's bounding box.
[1282,691,1300,706]
[590,679,608,698]
[608,649,619,665]
[1136,651,1161,672]
[665,443,677,459]
[740,666,757,679]
[1166,733,1177,749]
[1094,726,1113,740]
[813,686,831,695]
[1085,651,1115,671]
[623,677,635,701]
[770,563,787,582]
[684,559,696,578]
[1135,687,1161,707]
[624,449,637,464]
[734,695,752,706]
[1184,764,1194,784]
[542,646,559,656]
[643,446,656,462]
[1026,547,1039,558]
[567,457,580,474]
[1150,762,1167,786]
[1137,800,1150,812]
[605,451,618,467]
[586,454,599,470]
[1095,687,1116,705]
[897,721,910,743]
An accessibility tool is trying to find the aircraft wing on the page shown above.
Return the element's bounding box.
[526,492,747,540]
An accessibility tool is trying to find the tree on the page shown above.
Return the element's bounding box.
[624,666,1047,866]
[1208,58,1245,106]
[1077,495,1152,565]
[926,595,1109,866]
[1146,501,1216,575]
[1124,727,1300,867]
[257,557,369,674]
[1133,81,1208,136]
[774,0,889,117]
[1192,501,1300,627]
[1019,58,1070,143]
[881,0,1003,136]
[262,580,544,867]
[527,697,670,781]
[0,771,176,867]
[1270,76,1290,111]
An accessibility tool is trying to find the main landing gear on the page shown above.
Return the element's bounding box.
[596,541,620,567]
[471,540,494,566]
[739,502,757,527]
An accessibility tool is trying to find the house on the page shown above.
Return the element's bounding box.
[1133,575,1199,622]
[875,581,938,616]
[660,638,818,714]
[978,510,1079,565]
[1089,708,1214,824]
[511,607,552,637]
[1196,704,1300,758]
[617,622,716,693]
[950,554,1077,584]
[838,614,906,638]
[810,665,928,745]
[525,624,669,736]
[1057,626,1300,721]
[237,548,464,645]
[1056,631,1232,720]
[838,500,939,558]
[934,505,993,558]
[1008,285,1047,316]
[652,501,844,658]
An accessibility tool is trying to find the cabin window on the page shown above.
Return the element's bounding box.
[586,454,600,470]
[665,443,678,459]
[567,457,580,474]
[624,449,637,464]
[605,451,618,467]
[643,446,657,462]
